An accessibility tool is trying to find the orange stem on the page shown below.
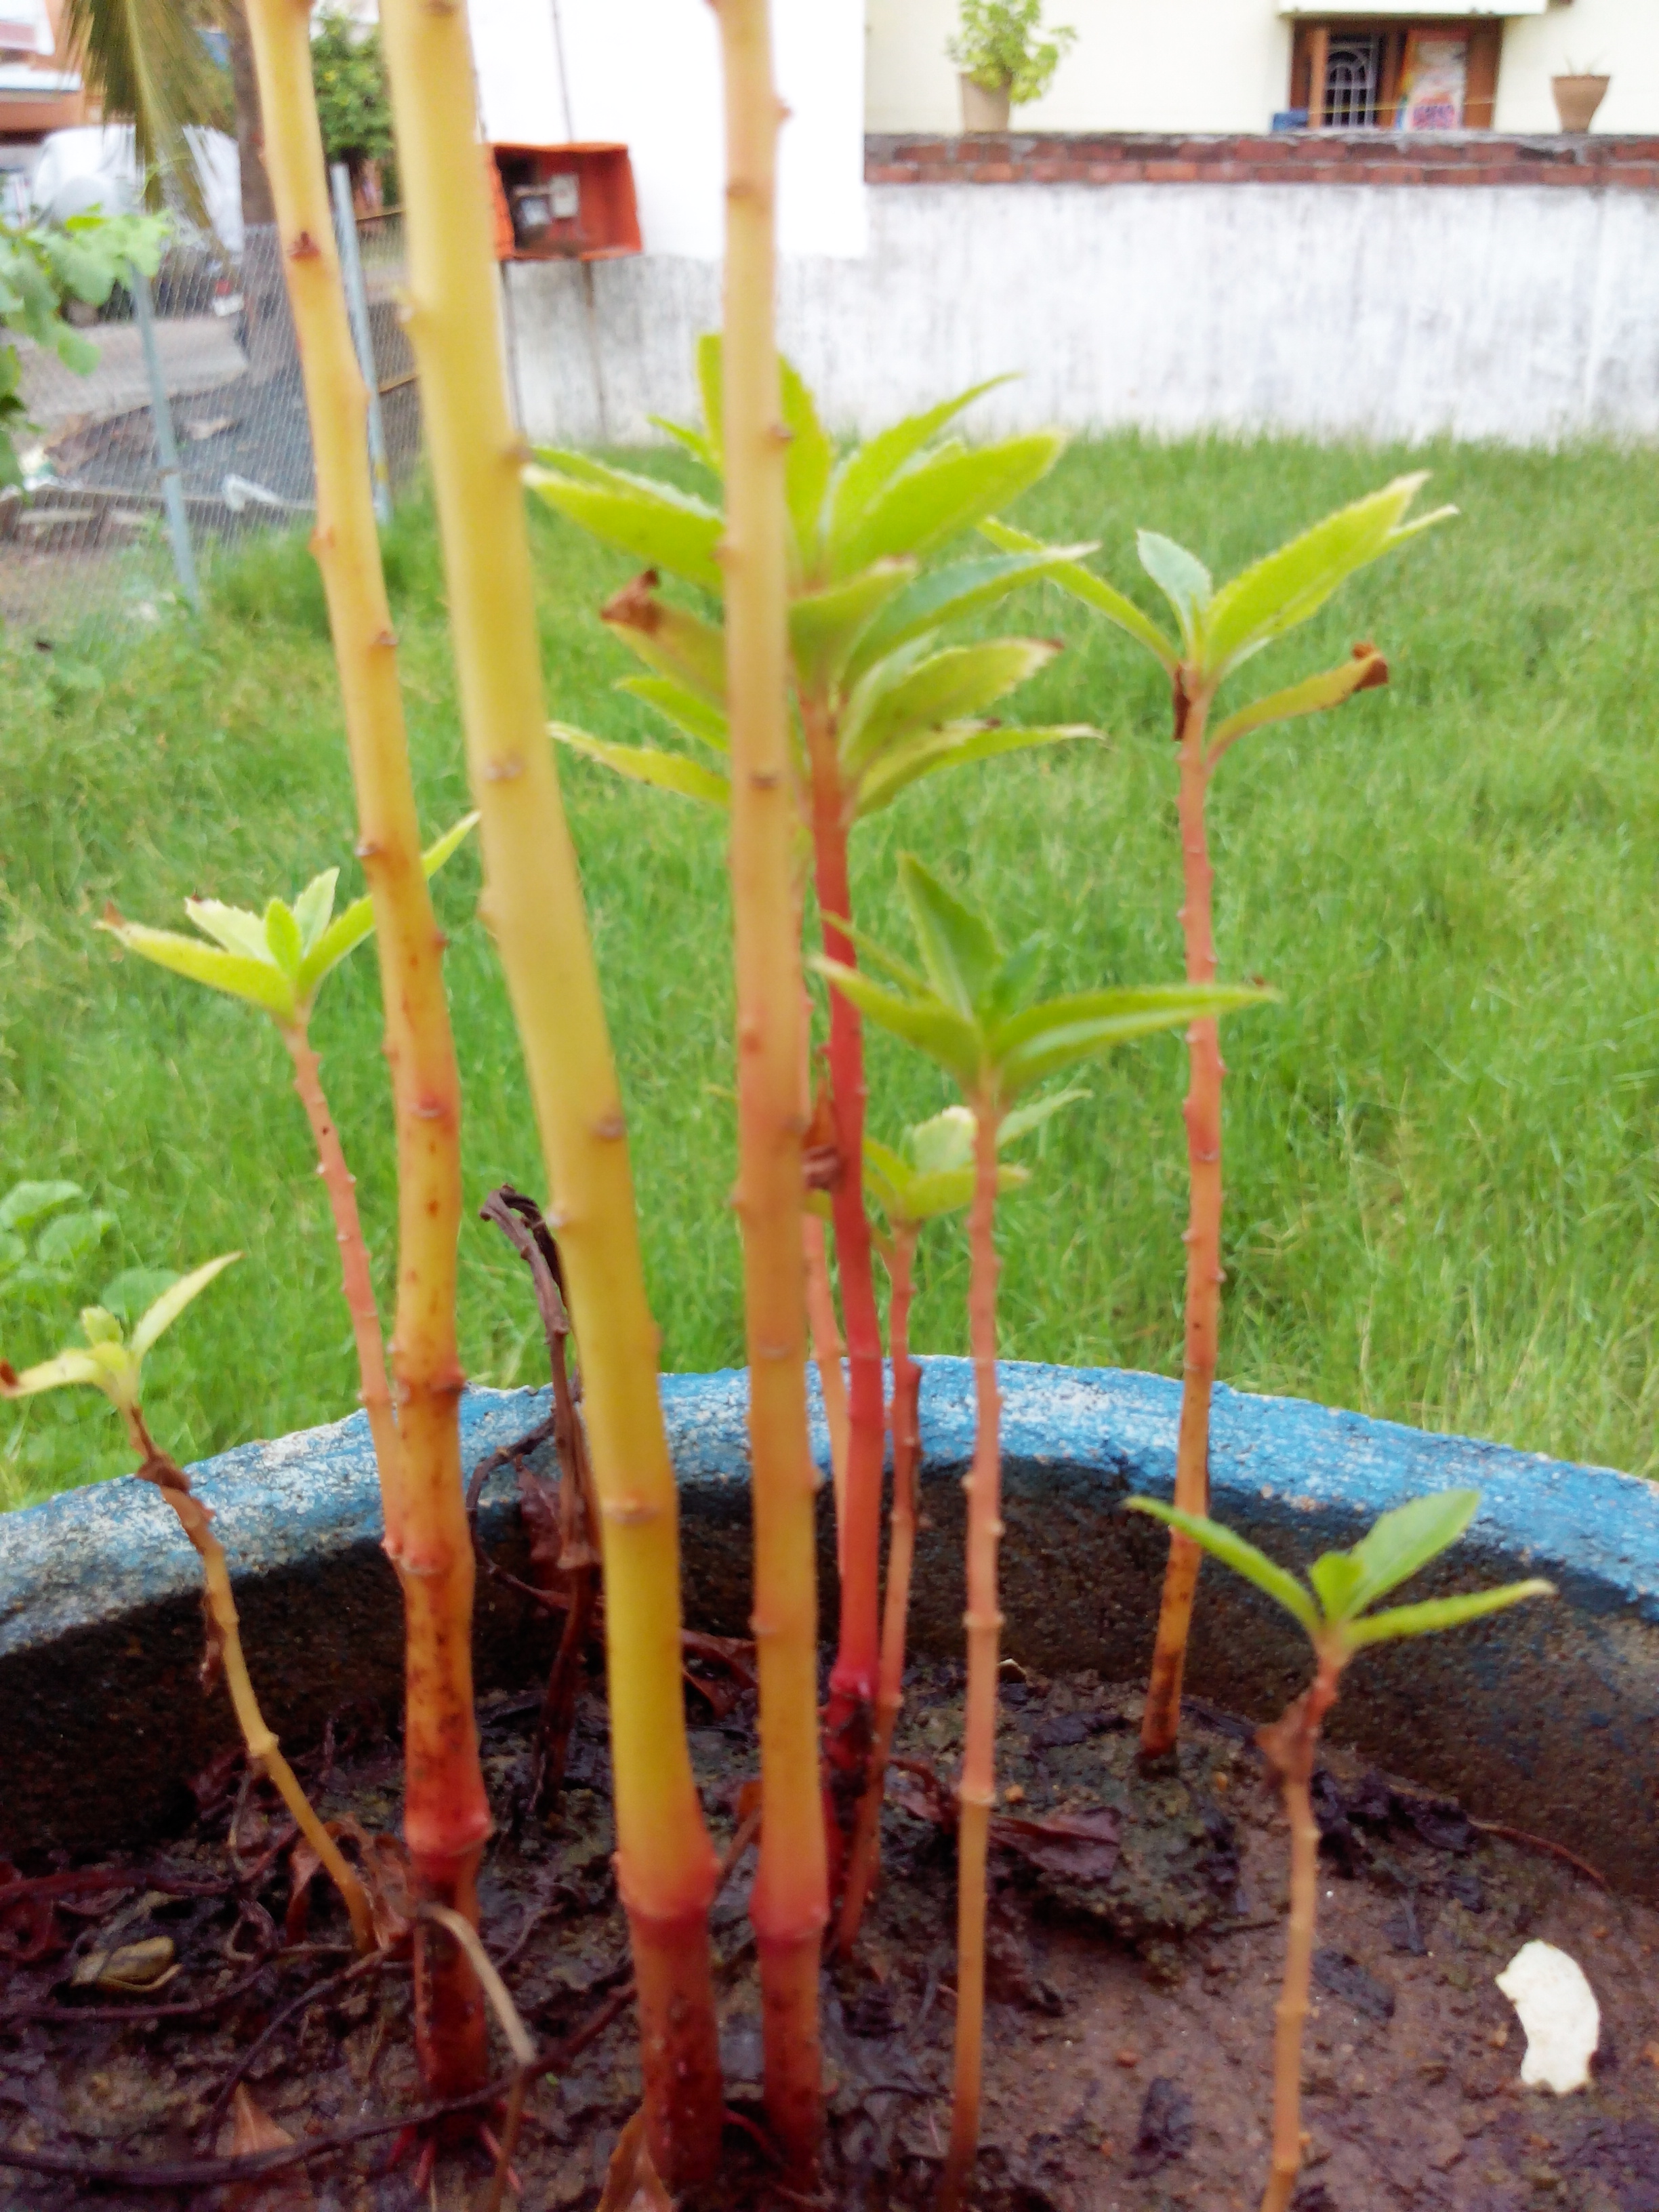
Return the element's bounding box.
[1142,676,1221,1761]
[802,1210,850,1561]
[716,0,827,2171]
[836,1223,920,1956]
[940,1105,1004,2212]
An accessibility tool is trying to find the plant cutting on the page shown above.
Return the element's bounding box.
[816,852,1270,2209]
[375,0,724,2167]
[531,358,1095,1917]
[987,476,1455,1760]
[948,0,1076,129]
[0,1260,375,1952]
[1126,1489,1552,2212]
[836,1091,1082,1953]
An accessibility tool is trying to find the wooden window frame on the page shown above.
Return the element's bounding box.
[1291,19,1500,129]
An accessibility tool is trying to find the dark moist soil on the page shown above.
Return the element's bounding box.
[3,1659,1657,2212]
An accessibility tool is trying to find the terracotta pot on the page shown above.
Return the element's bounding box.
[959,73,1012,134]
[1552,73,1610,134]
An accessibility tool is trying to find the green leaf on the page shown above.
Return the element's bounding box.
[788,562,916,689]
[129,1251,241,1361]
[811,958,984,1090]
[1345,1579,1554,1649]
[781,356,834,573]
[1136,531,1213,657]
[1307,1550,1367,1620]
[1124,1499,1321,1635]
[0,1181,83,1234]
[899,853,1002,1017]
[548,724,730,808]
[826,376,1011,552]
[998,1086,1088,1147]
[841,638,1059,779]
[855,720,1096,816]
[1343,1490,1482,1618]
[648,413,718,472]
[844,547,1097,680]
[182,899,270,962]
[833,434,1064,581]
[0,1347,104,1398]
[981,518,1179,670]
[618,676,729,753]
[100,1267,180,1324]
[602,575,728,705]
[1206,650,1389,764]
[298,813,478,1000]
[526,462,726,594]
[104,919,297,1018]
[264,899,304,978]
[33,1208,115,1267]
[291,869,340,955]
[695,331,724,466]
[815,910,931,997]
[79,1304,123,1346]
[994,981,1274,1095]
[0,1232,26,1273]
[1200,474,1456,680]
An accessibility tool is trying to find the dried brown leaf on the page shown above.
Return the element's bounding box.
[596,2109,672,2212]
[225,2085,316,2211]
[518,1462,565,1582]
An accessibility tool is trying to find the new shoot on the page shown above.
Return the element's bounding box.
[1126,1489,1551,2212]
[817,854,1271,2210]
[0,1260,375,1952]
[987,477,1455,1757]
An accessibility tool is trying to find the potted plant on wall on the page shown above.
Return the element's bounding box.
[948,0,1076,134]
[1552,59,1610,134]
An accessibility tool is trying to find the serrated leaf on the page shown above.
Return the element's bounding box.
[696,331,724,465]
[998,1085,1088,1147]
[291,868,339,954]
[900,853,1001,1018]
[981,519,1179,670]
[602,575,728,705]
[825,376,1011,552]
[130,1251,240,1362]
[298,813,477,1000]
[1124,1498,1320,1635]
[264,899,303,977]
[34,1208,115,1266]
[550,724,729,807]
[1136,531,1213,656]
[104,916,297,1019]
[0,1347,104,1397]
[1344,1579,1553,1650]
[618,676,729,752]
[908,1104,975,1176]
[0,1181,83,1233]
[781,356,834,575]
[842,638,1058,779]
[844,546,1098,681]
[833,434,1064,581]
[1201,475,1455,680]
[815,910,930,996]
[811,958,983,1090]
[1343,1490,1481,1618]
[994,981,1273,1095]
[857,720,1095,815]
[101,1267,180,1324]
[182,899,271,962]
[648,413,718,471]
[788,562,916,689]
[1207,649,1388,764]
[527,464,725,594]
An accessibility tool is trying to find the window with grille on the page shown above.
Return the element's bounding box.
[1289,20,1502,129]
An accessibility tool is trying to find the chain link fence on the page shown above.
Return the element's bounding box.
[1,190,419,648]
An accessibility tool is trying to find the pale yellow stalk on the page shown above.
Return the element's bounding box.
[239,0,485,2093]
[372,0,722,2174]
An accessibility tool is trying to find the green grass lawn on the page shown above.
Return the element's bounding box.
[3,432,1658,1507]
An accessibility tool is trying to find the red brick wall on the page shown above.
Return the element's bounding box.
[865,131,1659,192]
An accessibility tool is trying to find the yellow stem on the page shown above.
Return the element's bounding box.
[716,0,827,2172]
[373,0,722,2172]
[238,0,484,2094]
[940,1105,1004,2212]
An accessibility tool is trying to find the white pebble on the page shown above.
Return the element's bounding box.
[1496,1940,1600,2093]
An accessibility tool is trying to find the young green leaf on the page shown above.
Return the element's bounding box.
[992,981,1274,1095]
[291,869,340,956]
[1124,1499,1321,1635]
[129,1251,242,1361]
[899,852,1002,1016]
[1136,531,1213,657]
[840,638,1059,779]
[1206,649,1388,765]
[618,676,730,754]
[695,330,724,468]
[602,575,729,705]
[1340,1490,1481,1618]
[33,1208,115,1268]
[857,721,1096,817]
[810,959,985,1091]
[294,814,478,1001]
[788,562,917,689]
[981,518,1179,670]
[832,434,1063,581]
[548,725,730,808]
[1343,1580,1554,1649]
[825,376,1013,552]
[526,462,726,594]
[264,899,303,978]
[647,413,719,472]
[843,546,1099,681]
[781,356,834,573]
[0,1181,84,1235]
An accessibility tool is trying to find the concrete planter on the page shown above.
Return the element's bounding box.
[1552,75,1610,134]
[958,75,1012,134]
[3,1361,1655,1893]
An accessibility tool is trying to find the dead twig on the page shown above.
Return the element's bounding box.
[1469,1819,1607,1889]
[199,1948,396,2147]
[1,1954,276,2026]
[421,1904,536,2212]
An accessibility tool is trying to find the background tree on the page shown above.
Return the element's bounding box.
[310,10,396,202]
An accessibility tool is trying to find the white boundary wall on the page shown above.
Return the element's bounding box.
[507,181,1659,449]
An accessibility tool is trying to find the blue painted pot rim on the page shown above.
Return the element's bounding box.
[1,1361,1652,1890]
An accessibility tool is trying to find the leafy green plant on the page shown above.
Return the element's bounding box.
[988,477,1455,1759]
[817,853,1270,2209]
[1127,1490,1550,2212]
[99,816,475,1494]
[948,0,1076,104]
[1,1260,375,1950]
[531,349,1096,1937]
[0,1180,116,1305]
[1,210,167,489]
[311,10,396,196]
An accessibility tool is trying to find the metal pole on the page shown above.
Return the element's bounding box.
[130,264,200,611]
[331,163,394,526]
